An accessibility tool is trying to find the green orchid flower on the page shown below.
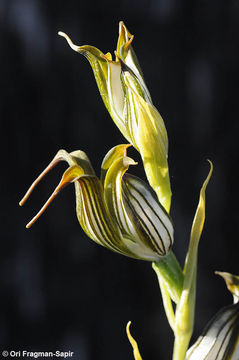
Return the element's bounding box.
[58,21,171,213]
[20,145,173,261]
[186,272,239,359]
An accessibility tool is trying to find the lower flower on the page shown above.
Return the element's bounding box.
[186,272,239,359]
[186,302,239,359]
[20,144,173,261]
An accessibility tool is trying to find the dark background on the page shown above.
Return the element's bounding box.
[1,0,239,359]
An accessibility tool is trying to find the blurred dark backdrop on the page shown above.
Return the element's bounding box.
[1,1,239,359]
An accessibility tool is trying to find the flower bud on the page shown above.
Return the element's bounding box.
[58,22,172,212]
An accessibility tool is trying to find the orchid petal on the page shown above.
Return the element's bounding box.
[100,144,131,185]
[186,303,239,359]
[74,173,134,256]
[116,22,149,99]
[104,59,130,142]
[104,155,173,260]
[104,155,138,236]
[104,154,156,260]
[116,21,133,61]
[123,174,173,256]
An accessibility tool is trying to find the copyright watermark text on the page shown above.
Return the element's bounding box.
[2,350,74,358]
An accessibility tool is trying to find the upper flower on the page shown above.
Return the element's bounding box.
[58,21,172,213]
[19,145,173,261]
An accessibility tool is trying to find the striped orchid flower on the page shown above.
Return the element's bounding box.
[20,145,173,261]
[186,272,239,359]
[58,21,172,213]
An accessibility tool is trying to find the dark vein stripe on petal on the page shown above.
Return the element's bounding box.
[125,175,173,240]
[80,177,121,253]
[123,182,166,255]
[123,175,173,255]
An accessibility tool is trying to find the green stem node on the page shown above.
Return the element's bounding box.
[152,251,184,304]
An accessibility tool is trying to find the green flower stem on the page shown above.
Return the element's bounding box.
[173,267,196,360]
[152,251,184,305]
[156,275,176,331]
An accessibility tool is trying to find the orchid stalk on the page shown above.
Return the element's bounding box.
[19,21,237,360]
